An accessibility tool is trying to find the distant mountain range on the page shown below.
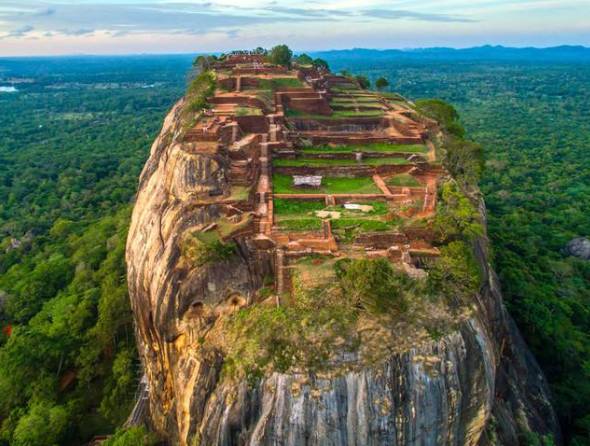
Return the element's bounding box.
[310,45,590,62]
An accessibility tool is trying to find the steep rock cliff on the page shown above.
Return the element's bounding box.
[126,98,561,446]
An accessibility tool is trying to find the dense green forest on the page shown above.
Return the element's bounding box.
[0,56,188,445]
[322,58,590,445]
[1,54,589,444]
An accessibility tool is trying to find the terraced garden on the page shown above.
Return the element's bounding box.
[299,143,429,154]
[273,174,382,195]
[274,157,410,167]
[386,174,423,187]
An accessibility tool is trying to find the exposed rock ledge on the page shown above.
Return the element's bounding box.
[126,101,561,446]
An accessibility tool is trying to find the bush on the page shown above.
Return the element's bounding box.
[338,259,407,313]
[375,77,389,90]
[429,240,481,297]
[443,136,485,182]
[185,71,216,113]
[415,99,465,138]
[312,58,330,70]
[294,54,313,66]
[356,75,371,89]
[436,182,484,242]
[222,283,357,382]
[182,232,238,267]
[277,219,322,232]
[103,426,159,446]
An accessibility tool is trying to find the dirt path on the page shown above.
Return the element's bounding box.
[427,139,436,163]
[372,174,393,196]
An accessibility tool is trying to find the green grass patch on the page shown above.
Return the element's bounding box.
[331,218,391,232]
[386,174,422,187]
[181,230,237,267]
[229,186,250,201]
[274,158,358,167]
[274,157,410,167]
[277,218,322,231]
[274,198,326,216]
[327,201,390,216]
[300,143,428,154]
[273,174,381,195]
[259,78,304,90]
[234,106,263,116]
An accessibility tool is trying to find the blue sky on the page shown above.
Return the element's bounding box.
[0,0,589,56]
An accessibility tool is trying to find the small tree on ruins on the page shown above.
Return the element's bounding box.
[375,77,389,91]
[312,58,330,71]
[267,45,294,67]
[294,54,313,66]
[356,75,371,89]
[193,55,218,72]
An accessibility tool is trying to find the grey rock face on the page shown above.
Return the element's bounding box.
[565,237,590,260]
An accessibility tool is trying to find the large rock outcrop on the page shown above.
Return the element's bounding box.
[126,100,561,446]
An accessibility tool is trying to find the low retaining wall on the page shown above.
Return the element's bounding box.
[235,115,269,133]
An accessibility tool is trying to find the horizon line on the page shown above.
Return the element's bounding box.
[1,44,590,59]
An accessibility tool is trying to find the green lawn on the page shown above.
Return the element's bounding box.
[386,173,422,187]
[274,158,358,167]
[300,143,428,154]
[274,157,410,167]
[277,218,322,231]
[234,106,263,116]
[331,218,391,232]
[274,198,326,216]
[274,198,391,219]
[273,174,381,195]
[326,201,390,216]
[258,78,305,90]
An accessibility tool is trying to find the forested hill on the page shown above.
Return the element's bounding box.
[0,56,187,445]
[311,45,590,62]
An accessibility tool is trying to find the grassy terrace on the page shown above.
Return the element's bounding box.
[235,106,263,116]
[386,174,423,187]
[277,219,323,231]
[258,77,305,90]
[274,157,410,167]
[273,174,381,195]
[274,198,390,217]
[300,143,428,154]
[274,199,395,234]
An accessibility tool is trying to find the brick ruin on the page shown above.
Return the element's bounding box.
[184,55,445,301]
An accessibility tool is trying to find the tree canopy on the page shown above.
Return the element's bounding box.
[375,77,389,90]
[267,45,293,67]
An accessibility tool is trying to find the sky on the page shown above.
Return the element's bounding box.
[0,0,589,56]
